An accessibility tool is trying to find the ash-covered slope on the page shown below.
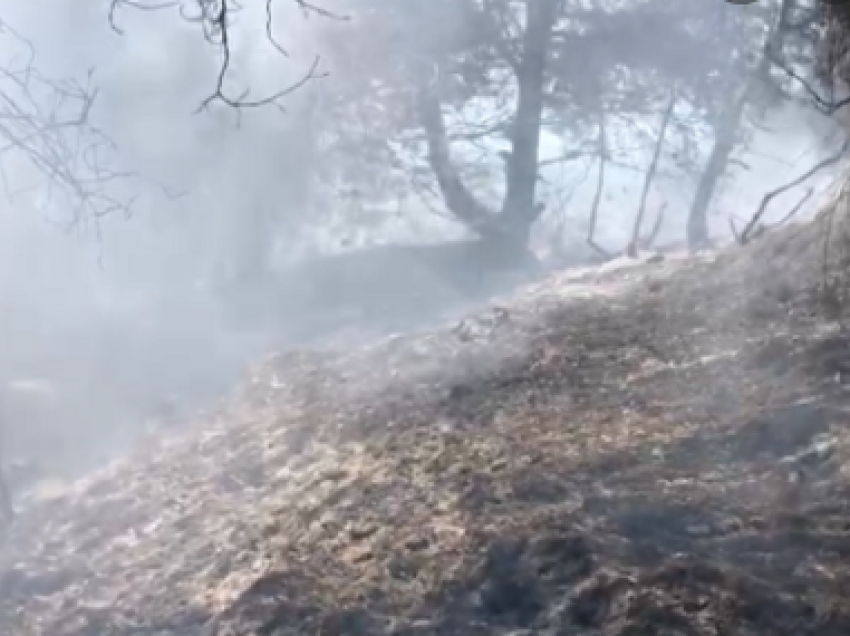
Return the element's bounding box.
[5,204,850,635]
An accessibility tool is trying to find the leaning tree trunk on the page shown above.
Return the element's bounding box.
[687,0,790,248]
[687,67,770,247]
[687,117,740,248]
[415,86,498,239]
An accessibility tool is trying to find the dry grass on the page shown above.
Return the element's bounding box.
[4,200,850,635]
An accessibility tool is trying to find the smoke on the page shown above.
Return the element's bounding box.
[0,0,839,487]
[0,0,334,477]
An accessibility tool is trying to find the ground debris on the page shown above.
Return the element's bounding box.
[5,219,850,635]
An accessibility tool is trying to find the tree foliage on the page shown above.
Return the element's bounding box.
[302,1,815,251]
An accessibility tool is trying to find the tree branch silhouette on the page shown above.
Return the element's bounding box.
[109,0,346,110]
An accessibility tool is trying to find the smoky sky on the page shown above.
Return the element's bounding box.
[0,0,840,476]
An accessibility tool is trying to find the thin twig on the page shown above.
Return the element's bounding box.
[766,42,850,115]
[109,0,336,110]
[628,90,676,257]
[197,54,326,112]
[739,139,850,244]
[0,23,138,224]
[109,0,178,35]
[774,187,814,227]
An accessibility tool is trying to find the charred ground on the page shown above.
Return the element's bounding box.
[4,203,850,635]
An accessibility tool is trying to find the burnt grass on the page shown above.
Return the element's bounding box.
[5,225,850,635]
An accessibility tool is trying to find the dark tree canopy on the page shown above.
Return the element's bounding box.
[817,0,850,112]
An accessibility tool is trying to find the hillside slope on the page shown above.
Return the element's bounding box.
[4,204,850,635]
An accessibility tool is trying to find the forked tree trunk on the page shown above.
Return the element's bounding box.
[417,0,557,251]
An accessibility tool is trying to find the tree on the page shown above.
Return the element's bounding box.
[412,1,558,251]
[104,0,832,259]
[685,1,774,247]
[683,0,826,247]
[0,20,136,226]
[307,0,750,256]
[107,0,333,109]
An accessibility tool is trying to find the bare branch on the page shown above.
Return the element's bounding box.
[0,22,138,224]
[739,138,849,244]
[265,0,291,58]
[197,54,326,112]
[294,0,348,21]
[767,45,850,114]
[774,187,814,228]
[628,90,676,258]
[109,0,337,110]
[109,0,179,35]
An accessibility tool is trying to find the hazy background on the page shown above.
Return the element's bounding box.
[0,0,838,484]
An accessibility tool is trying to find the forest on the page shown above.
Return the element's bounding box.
[2,0,850,634]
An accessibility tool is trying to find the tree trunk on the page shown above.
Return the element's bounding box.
[686,117,739,248]
[499,0,558,245]
[687,0,787,248]
[631,91,676,255]
[415,86,497,238]
[415,0,557,251]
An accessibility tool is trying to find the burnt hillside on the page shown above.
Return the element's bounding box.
[4,198,850,635]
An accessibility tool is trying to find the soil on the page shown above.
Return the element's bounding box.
[4,205,850,635]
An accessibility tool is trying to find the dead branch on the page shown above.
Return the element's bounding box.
[628,90,676,258]
[190,0,330,111]
[197,54,326,112]
[767,44,850,115]
[775,187,814,227]
[738,139,849,244]
[731,187,813,244]
[0,21,137,224]
[110,1,340,110]
[108,0,179,35]
[729,216,741,243]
